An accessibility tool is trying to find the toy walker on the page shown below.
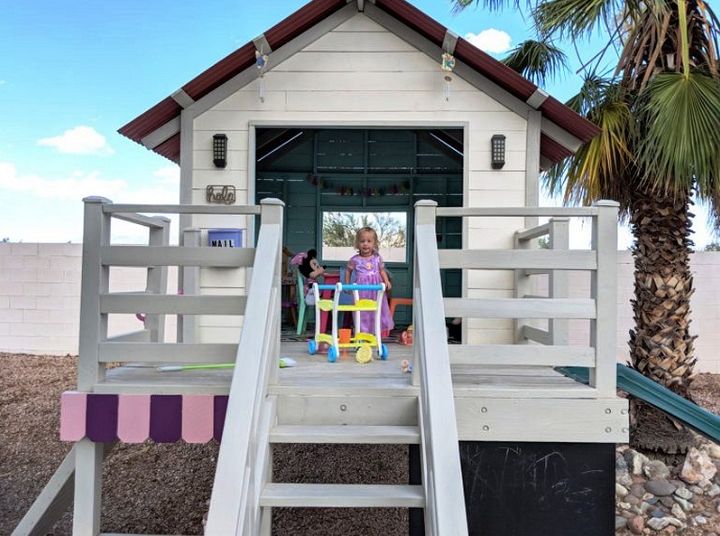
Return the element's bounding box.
[307,282,389,362]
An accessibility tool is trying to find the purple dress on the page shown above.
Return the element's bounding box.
[348,254,394,334]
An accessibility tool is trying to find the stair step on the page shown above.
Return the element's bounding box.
[260,483,425,508]
[269,425,420,444]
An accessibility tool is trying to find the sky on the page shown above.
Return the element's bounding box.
[0,0,715,248]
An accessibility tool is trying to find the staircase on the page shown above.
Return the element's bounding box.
[205,200,468,535]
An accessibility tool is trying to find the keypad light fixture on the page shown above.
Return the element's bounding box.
[213,134,228,169]
[491,134,506,170]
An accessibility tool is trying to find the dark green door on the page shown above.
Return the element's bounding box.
[256,128,463,328]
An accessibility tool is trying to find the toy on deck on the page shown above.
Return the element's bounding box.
[307,282,389,363]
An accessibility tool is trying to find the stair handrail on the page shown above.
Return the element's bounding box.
[414,200,469,535]
[205,198,284,535]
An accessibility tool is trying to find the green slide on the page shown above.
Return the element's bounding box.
[559,364,720,444]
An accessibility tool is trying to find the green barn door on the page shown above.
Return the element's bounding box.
[256,128,463,329]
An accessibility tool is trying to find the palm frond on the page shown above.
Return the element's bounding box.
[533,0,626,40]
[501,39,568,85]
[545,75,636,212]
[636,71,720,198]
[449,0,530,14]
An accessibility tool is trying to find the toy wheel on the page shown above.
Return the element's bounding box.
[328,346,338,363]
[379,344,389,360]
[308,339,317,355]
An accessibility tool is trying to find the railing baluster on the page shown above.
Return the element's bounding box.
[549,217,569,345]
[590,201,619,397]
[146,216,171,343]
[178,228,201,343]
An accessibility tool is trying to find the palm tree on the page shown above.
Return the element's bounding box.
[452,0,720,400]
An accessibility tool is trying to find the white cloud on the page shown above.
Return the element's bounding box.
[153,165,180,185]
[0,162,126,200]
[464,29,512,54]
[0,162,180,243]
[38,126,114,156]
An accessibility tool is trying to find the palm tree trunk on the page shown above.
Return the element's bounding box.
[629,186,697,397]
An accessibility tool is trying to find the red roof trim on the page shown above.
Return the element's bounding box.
[118,97,182,141]
[119,0,600,166]
[183,43,256,101]
[374,0,445,47]
[541,133,574,163]
[540,96,598,143]
[265,0,347,51]
[154,132,181,163]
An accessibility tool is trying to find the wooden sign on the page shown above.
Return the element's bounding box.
[206,185,236,205]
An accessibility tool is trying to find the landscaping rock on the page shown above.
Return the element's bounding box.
[671,503,687,520]
[681,447,717,484]
[627,515,644,534]
[708,444,720,459]
[616,483,629,499]
[647,517,670,530]
[615,515,628,530]
[625,449,650,475]
[674,486,693,500]
[645,479,676,496]
[644,459,670,480]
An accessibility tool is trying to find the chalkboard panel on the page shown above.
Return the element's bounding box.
[459,441,614,536]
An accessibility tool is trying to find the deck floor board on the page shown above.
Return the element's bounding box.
[93,341,596,397]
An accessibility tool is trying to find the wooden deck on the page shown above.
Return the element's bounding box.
[96,341,593,397]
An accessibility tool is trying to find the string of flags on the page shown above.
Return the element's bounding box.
[306,174,411,197]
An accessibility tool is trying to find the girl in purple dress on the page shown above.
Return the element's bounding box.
[345,227,394,335]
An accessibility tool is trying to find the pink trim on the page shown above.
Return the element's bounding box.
[60,391,87,441]
[117,395,151,443]
[182,395,214,443]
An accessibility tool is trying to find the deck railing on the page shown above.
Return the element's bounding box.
[77,198,265,391]
[413,201,469,535]
[420,200,619,399]
[204,199,283,535]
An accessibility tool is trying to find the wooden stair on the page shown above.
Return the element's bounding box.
[260,483,425,508]
[269,424,420,444]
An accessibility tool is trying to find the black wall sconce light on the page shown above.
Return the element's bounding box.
[491,134,506,170]
[213,134,228,168]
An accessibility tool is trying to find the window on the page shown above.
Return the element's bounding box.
[321,211,407,263]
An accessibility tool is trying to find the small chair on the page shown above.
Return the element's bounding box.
[389,297,413,325]
[295,270,314,336]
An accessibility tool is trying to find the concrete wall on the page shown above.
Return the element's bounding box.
[2,244,719,373]
[0,243,177,355]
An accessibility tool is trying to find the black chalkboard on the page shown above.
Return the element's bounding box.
[458,441,614,536]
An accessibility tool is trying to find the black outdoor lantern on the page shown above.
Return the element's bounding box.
[213,134,228,168]
[491,134,506,169]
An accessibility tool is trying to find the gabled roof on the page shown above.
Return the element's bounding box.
[118,0,599,165]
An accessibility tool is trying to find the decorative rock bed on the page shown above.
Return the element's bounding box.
[616,444,720,534]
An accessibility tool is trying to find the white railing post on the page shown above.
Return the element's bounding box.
[74,197,111,536]
[78,197,111,391]
[260,198,283,385]
[512,230,533,343]
[146,216,171,343]
[413,200,437,387]
[549,218,569,345]
[590,200,618,397]
[178,228,201,343]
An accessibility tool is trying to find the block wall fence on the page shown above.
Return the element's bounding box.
[1,243,719,372]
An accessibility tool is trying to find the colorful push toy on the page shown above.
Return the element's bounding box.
[307,282,389,363]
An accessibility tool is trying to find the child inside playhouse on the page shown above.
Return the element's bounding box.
[345,226,394,335]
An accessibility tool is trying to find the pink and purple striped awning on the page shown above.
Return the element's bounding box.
[60,391,229,444]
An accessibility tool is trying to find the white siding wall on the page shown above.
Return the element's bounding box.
[191,13,527,344]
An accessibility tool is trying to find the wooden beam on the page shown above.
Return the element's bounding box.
[444,297,596,319]
[437,206,598,217]
[98,342,238,363]
[449,344,595,367]
[438,249,596,270]
[101,246,255,268]
[104,204,261,215]
[99,294,247,315]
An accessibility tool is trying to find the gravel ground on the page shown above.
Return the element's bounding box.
[4,353,720,535]
[0,353,407,536]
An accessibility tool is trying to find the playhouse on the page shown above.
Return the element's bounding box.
[15,1,627,535]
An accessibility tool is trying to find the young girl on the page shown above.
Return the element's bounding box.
[345,227,394,334]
